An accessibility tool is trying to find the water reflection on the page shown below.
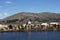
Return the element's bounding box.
[28,32,31,40]
[0,32,60,40]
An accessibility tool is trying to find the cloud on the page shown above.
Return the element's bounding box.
[4,12,8,16]
[0,12,9,19]
[5,1,12,4]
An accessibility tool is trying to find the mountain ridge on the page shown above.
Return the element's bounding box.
[1,12,60,23]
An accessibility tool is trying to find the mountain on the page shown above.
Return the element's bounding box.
[1,12,60,24]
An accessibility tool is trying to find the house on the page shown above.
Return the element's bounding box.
[0,24,8,31]
[28,21,31,25]
[50,22,59,27]
[50,22,60,30]
[41,23,49,31]
[23,24,26,28]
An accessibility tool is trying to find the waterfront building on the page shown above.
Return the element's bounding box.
[41,23,49,31]
[28,21,31,25]
[23,24,26,28]
[50,22,60,30]
[0,24,8,30]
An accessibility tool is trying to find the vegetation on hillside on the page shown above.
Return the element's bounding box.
[0,12,60,23]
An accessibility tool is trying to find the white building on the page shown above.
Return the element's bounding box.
[50,22,59,25]
[0,24,8,29]
[28,21,31,25]
[49,22,59,27]
[41,23,49,26]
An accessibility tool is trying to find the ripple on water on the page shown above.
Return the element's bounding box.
[0,31,60,40]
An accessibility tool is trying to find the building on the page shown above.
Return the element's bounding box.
[0,24,8,31]
[41,23,49,31]
[50,22,60,30]
[28,21,31,25]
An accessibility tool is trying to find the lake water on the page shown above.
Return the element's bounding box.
[0,31,60,40]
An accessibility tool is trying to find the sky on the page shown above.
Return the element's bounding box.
[0,0,60,19]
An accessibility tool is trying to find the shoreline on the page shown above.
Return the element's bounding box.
[0,30,60,32]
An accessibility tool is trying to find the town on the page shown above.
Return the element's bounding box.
[0,21,60,32]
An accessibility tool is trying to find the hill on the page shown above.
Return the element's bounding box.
[1,12,60,24]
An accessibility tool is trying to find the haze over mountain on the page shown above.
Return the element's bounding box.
[1,12,60,24]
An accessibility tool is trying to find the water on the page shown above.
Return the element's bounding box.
[0,31,60,40]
